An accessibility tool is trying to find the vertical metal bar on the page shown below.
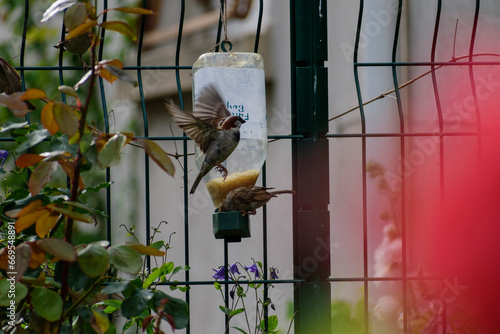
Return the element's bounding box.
[390,1,408,332]
[134,0,151,270]
[430,1,446,332]
[290,0,330,333]
[97,0,112,245]
[224,239,229,334]
[262,162,268,331]
[253,0,264,53]
[352,1,369,332]
[173,0,191,332]
[468,1,482,156]
[21,0,29,124]
[57,20,68,104]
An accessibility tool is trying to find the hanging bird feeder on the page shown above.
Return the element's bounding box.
[192,52,267,210]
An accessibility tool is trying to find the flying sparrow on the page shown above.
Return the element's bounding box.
[166,84,246,194]
[219,186,295,215]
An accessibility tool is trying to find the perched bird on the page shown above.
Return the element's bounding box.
[166,84,246,194]
[219,186,295,215]
[0,57,36,110]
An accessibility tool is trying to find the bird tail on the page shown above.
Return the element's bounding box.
[190,172,204,194]
[269,190,295,196]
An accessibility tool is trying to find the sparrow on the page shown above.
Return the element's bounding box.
[0,57,36,110]
[166,84,246,194]
[219,186,295,215]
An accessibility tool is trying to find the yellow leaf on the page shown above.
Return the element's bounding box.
[100,21,137,41]
[49,206,95,224]
[28,242,46,269]
[97,59,123,84]
[16,209,45,233]
[53,101,80,137]
[41,102,59,134]
[10,200,43,218]
[66,20,97,40]
[91,309,110,334]
[16,153,44,168]
[127,244,165,257]
[35,210,59,238]
[138,138,175,176]
[20,88,46,101]
[113,7,156,15]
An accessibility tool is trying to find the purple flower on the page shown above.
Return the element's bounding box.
[269,267,279,280]
[212,267,226,280]
[244,263,260,278]
[230,264,240,276]
[0,150,8,168]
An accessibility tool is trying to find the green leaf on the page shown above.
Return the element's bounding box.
[121,278,142,298]
[77,244,109,278]
[101,280,130,295]
[121,289,153,319]
[259,315,279,332]
[41,0,78,23]
[102,299,122,309]
[83,181,112,193]
[0,121,28,133]
[230,308,245,317]
[68,261,89,291]
[149,240,164,249]
[15,129,50,154]
[232,327,249,334]
[63,2,88,31]
[138,138,175,176]
[150,290,189,329]
[97,133,127,169]
[0,280,28,306]
[143,262,174,288]
[37,238,77,261]
[143,267,161,289]
[100,21,137,41]
[31,287,63,321]
[107,245,142,274]
[214,282,221,290]
[219,305,231,315]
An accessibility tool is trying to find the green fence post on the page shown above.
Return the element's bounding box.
[290,0,331,333]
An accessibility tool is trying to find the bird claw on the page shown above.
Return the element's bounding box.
[215,164,228,181]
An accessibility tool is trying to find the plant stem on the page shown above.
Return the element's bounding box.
[63,275,108,319]
[59,31,98,310]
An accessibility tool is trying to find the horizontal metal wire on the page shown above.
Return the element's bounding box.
[154,278,304,286]
[15,65,192,71]
[355,61,500,66]
[328,276,440,282]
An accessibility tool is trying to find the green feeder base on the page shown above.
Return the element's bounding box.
[213,211,250,242]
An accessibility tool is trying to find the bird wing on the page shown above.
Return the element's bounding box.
[0,57,22,94]
[193,84,231,128]
[166,100,218,153]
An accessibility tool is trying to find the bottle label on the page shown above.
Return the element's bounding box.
[193,67,267,140]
